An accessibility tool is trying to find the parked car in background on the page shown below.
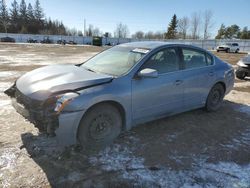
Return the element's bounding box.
[236,53,250,79]
[57,40,66,45]
[216,43,240,53]
[27,38,38,43]
[0,37,15,43]
[68,41,77,45]
[41,37,53,44]
[5,42,235,152]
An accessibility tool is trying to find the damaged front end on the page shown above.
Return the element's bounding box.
[4,84,68,136]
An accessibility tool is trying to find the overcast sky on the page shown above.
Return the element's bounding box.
[5,0,250,37]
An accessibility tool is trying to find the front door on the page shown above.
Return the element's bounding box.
[132,47,184,123]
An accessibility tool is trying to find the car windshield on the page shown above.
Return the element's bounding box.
[81,46,149,76]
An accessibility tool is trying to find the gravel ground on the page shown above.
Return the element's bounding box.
[0,43,250,188]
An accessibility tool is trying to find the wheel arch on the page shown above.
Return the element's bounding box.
[77,100,127,137]
[214,81,226,93]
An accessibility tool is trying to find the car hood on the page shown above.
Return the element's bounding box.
[16,64,113,99]
[218,44,229,48]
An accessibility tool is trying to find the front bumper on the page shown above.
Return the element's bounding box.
[56,110,85,146]
[9,88,85,147]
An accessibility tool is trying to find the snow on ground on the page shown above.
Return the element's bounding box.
[236,104,250,116]
[0,71,19,78]
[89,135,250,187]
[0,148,18,188]
[0,82,12,92]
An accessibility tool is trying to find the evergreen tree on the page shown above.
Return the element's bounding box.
[165,14,178,39]
[27,3,36,33]
[34,0,44,33]
[240,27,248,39]
[27,3,34,20]
[9,0,19,33]
[225,24,240,39]
[19,0,28,33]
[0,0,9,33]
[215,24,226,39]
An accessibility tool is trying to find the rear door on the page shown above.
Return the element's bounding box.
[180,47,216,109]
[131,47,184,122]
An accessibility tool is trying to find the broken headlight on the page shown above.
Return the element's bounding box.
[54,92,79,114]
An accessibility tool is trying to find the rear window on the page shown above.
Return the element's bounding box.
[182,48,207,69]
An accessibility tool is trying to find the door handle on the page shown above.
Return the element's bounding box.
[175,80,183,85]
[209,71,214,76]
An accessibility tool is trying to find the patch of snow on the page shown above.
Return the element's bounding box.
[0,100,11,107]
[0,82,12,92]
[0,149,17,170]
[0,71,19,78]
[237,104,250,116]
[89,136,250,187]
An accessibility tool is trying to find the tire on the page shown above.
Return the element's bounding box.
[236,69,246,80]
[235,49,239,53]
[226,48,229,53]
[77,103,122,154]
[206,84,225,112]
[217,50,219,52]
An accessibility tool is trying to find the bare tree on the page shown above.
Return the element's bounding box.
[86,24,93,36]
[114,22,129,38]
[144,31,154,39]
[132,31,144,39]
[190,12,201,39]
[178,16,189,39]
[154,31,164,39]
[203,10,213,39]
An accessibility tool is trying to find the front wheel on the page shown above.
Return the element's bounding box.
[77,104,122,154]
[206,84,225,112]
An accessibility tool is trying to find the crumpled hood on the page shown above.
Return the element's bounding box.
[16,64,113,99]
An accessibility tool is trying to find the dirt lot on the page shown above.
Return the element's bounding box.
[0,43,250,187]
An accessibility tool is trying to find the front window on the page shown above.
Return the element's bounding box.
[141,48,180,74]
[82,46,149,76]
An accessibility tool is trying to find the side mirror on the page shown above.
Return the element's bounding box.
[138,68,158,78]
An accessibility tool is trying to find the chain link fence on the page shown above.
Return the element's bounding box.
[1,33,250,52]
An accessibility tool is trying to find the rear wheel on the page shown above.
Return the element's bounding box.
[206,84,225,112]
[226,48,230,53]
[236,69,246,80]
[77,103,122,154]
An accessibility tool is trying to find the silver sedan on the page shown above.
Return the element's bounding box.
[5,42,235,152]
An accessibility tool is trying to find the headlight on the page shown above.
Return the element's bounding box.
[54,92,79,114]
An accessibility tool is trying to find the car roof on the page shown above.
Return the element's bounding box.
[119,41,176,50]
[118,41,205,51]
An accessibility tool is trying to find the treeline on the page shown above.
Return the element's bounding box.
[132,11,250,40]
[215,24,250,39]
[0,0,80,35]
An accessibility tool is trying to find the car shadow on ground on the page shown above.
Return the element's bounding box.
[21,100,250,187]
